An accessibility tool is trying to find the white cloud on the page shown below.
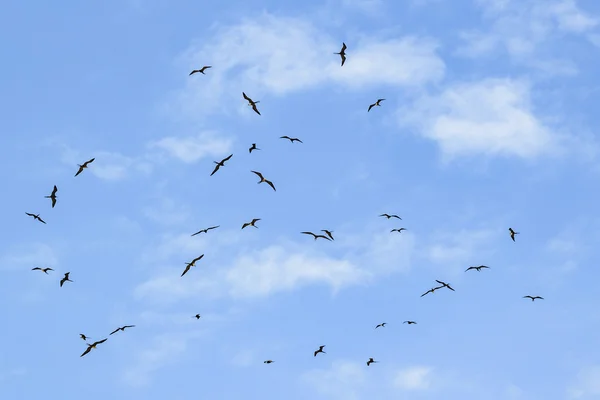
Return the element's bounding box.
[142,198,191,226]
[400,78,561,160]
[568,366,600,399]
[392,366,434,390]
[0,243,58,271]
[148,131,233,163]
[301,361,366,400]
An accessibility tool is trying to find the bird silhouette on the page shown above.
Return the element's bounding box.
[403,321,417,325]
[32,267,53,274]
[391,228,406,233]
[301,231,331,241]
[26,212,46,224]
[435,280,455,291]
[375,322,386,329]
[420,286,443,297]
[75,158,95,177]
[314,345,326,357]
[321,230,335,240]
[242,218,261,229]
[280,136,303,143]
[368,99,385,112]
[242,92,261,115]
[210,154,233,176]
[191,226,220,236]
[60,272,73,287]
[193,314,201,320]
[264,360,274,364]
[366,357,378,366]
[181,254,204,277]
[251,171,276,191]
[523,295,544,302]
[334,42,347,66]
[465,265,490,272]
[80,334,89,341]
[109,325,135,335]
[80,338,107,357]
[45,185,58,208]
[509,228,519,242]
[380,213,401,220]
[189,66,211,75]
[249,143,260,153]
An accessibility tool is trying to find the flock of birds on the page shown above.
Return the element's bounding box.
[25,42,544,367]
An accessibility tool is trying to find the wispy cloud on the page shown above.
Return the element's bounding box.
[301,360,366,400]
[0,243,58,272]
[148,131,233,164]
[392,366,434,391]
[568,365,600,399]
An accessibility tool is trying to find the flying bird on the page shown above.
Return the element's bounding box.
[109,325,135,335]
[321,230,334,240]
[465,265,490,272]
[80,339,107,357]
[249,143,260,153]
[75,158,95,177]
[280,136,303,143]
[80,334,89,341]
[314,345,326,357]
[189,66,212,75]
[191,226,219,236]
[301,231,331,241]
[391,228,406,233]
[420,286,442,297]
[210,154,233,176]
[379,213,401,220]
[375,323,386,329]
[242,218,261,229]
[45,185,58,208]
[366,358,378,366]
[264,360,274,364]
[435,280,455,291]
[181,254,205,277]
[251,171,276,191]
[334,42,347,66]
[509,228,519,242]
[31,267,53,274]
[242,92,261,115]
[523,295,544,302]
[193,314,201,320]
[368,99,385,112]
[60,272,73,287]
[403,321,417,325]
[25,212,46,224]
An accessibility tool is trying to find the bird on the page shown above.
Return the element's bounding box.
[242,92,261,115]
[465,265,490,272]
[509,228,519,242]
[60,272,73,287]
[193,314,201,320]
[391,228,406,233]
[375,323,386,329]
[191,226,219,236]
[366,357,378,366]
[210,154,233,176]
[403,321,417,325]
[109,325,135,335]
[25,212,46,224]
[420,286,442,297]
[80,338,107,357]
[181,254,205,277]
[251,171,276,191]
[264,360,274,364]
[44,185,58,208]
[31,267,53,274]
[249,143,260,153]
[523,295,544,302]
[74,158,95,177]
[314,345,326,357]
[368,99,385,112]
[334,42,347,66]
[321,230,335,240]
[189,66,211,75]
[435,280,455,291]
[301,231,331,241]
[379,213,401,220]
[242,218,261,229]
[280,136,303,143]
[79,334,89,341]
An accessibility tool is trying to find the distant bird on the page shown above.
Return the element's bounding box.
[321,230,335,240]
[181,254,205,277]
[301,231,331,241]
[264,360,274,364]
[242,218,261,229]
[45,185,58,208]
[109,325,135,335]
[75,158,95,177]
[210,154,233,176]
[435,280,455,291]
[191,226,219,236]
[80,338,107,357]
[509,228,519,242]
[251,171,276,191]
[391,228,406,233]
[420,286,442,297]
[80,334,89,341]
[403,321,417,325]
[32,267,53,274]
[465,265,490,272]
[60,272,73,287]
[280,136,303,143]
[368,99,385,112]
[249,143,260,153]
[334,42,347,66]
[242,92,261,115]
[193,314,201,320]
[523,295,544,302]
[189,66,212,75]
[314,345,326,357]
[380,213,401,220]
[375,323,386,329]
[366,357,378,366]
[25,212,46,224]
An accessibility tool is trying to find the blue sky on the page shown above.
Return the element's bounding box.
[1,0,600,398]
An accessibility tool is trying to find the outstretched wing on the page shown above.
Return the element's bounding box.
[181,264,191,277]
[109,328,120,335]
[210,164,220,176]
[265,180,276,191]
[252,104,261,115]
[80,346,93,357]
[251,170,263,180]
[368,103,375,112]
[75,165,84,177]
